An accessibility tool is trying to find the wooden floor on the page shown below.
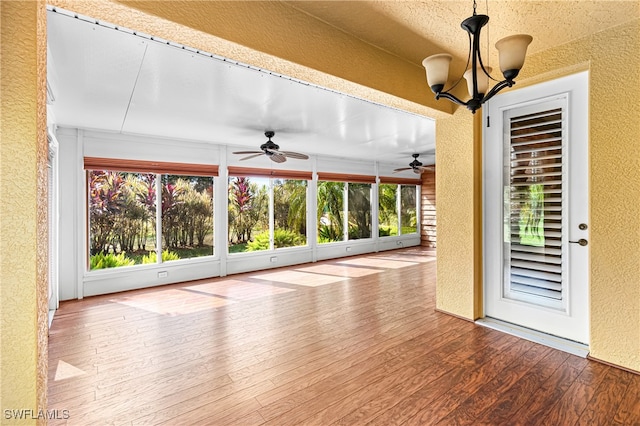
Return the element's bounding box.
[48,248,640,425]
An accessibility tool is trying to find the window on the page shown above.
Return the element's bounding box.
[228,168,311,253]
[378,183,398,236]
[273,179,307,248]
[228,176,269,253]
[161,175,214,261]
[378,182,419,237]
[88,170,158,269]
[400,185,418,234]
[317,181,345,243]
[348,183,372,239]
[85,158,217,270]
[317,173,375,243]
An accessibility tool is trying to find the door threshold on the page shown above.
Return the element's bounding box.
[476,317,589,358]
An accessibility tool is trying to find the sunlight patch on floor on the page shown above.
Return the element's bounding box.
[337,257,418,269]
[113,288,233,315]
[54,360,87,381]
[185,280,295,300]
[294,263,382,278]
[251,270,348,287]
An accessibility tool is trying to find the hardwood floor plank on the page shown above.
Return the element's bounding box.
[400,334,524,425]
[614,372,640,425]
[577,367,634,425]
[432,340,551,425]
[508,354,588,424]
[539,360,610,426]
[473,348,571,424]
[257,327,471,424]
[46,248,639,425]
[362,328,513,426]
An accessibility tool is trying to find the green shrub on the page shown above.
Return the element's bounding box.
[318,225,342,243]
[400,226,417,235]
[247,229,305,251]
[379,227,391,237]
[141,249,180,264]
[90,252,135,270]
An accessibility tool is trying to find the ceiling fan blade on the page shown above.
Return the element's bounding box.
[281,151,309,160]
[393,167,412,173]
[269,153,287,163]
[239,153,264,161]
[233,150,262,155]
[417,166,434,171]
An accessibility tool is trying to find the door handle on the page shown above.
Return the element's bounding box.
[569,239,588,246]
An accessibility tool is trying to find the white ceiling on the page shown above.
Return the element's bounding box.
[47,9,436,167]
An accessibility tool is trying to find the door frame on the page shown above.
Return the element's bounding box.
[482,71,590,344]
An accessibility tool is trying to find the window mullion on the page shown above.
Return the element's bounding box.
[269,179,275,250]
[343,183,349,241]
[156,174,162,263]
[396,185,402,235]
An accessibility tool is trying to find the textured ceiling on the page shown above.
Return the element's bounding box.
[286,1,640,82]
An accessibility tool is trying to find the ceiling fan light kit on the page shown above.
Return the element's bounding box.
[422,0,532,113]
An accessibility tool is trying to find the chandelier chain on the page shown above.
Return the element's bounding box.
[473,0,477,16]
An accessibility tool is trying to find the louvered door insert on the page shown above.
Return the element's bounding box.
[506,107,564,302]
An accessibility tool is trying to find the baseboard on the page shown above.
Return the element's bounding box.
[476,317,590,358]
[48,309,56,328]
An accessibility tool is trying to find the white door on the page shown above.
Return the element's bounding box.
[483,71,589,344]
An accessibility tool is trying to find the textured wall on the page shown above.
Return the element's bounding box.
[0,0,49,423]
[516,19,640,372]
[420,170,436,248]
[434,108,477,319]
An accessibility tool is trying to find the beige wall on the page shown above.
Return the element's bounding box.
[436,19,640,371]
[0,1,48,423]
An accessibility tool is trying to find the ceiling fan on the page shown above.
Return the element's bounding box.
[393,154,434,174]
[232,131,309,163]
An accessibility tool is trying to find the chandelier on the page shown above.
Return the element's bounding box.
[422,0,532,113]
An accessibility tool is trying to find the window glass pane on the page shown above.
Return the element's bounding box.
[274,179,307,248]
[228,176,269,253]
[400,185,418,234]
[317,181,345,243]
[378,183,398,237]
[348,183,372,240]
[161,175,214,261]
[88,170,157,270]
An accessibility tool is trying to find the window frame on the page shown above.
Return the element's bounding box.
[228,168,311,254]
[84,157,217,272]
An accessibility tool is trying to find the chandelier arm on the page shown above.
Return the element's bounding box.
[476,48,500,82]
[481,79,515,104]
[435,91,469,107]
[443,32,473,94]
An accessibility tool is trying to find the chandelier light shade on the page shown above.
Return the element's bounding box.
[422,0,532,113]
